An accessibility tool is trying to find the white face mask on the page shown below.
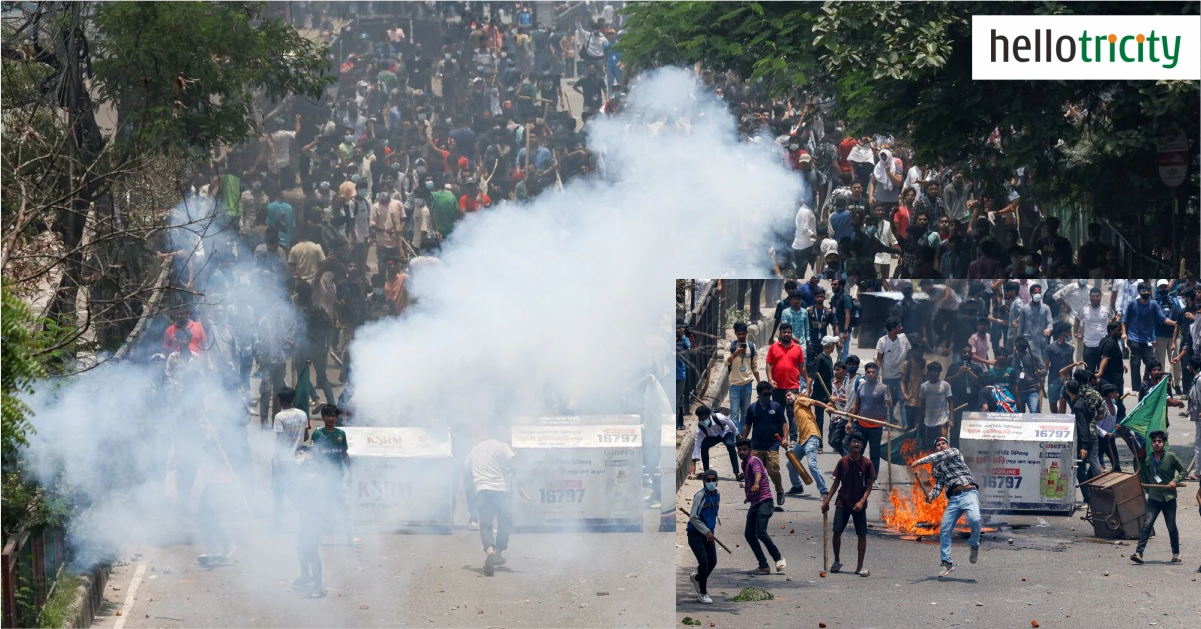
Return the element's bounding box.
[704,481,718,492]
[1078,279,1088,286]
[699,419,711,428]
[1032,293,1042,303]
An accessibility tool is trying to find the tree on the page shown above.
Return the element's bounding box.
[619,1,1200,268]
[1,1,333,360]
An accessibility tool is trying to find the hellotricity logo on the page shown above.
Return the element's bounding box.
[972,15,1201,80]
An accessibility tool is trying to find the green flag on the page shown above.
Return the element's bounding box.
[294,362,316,415]
[1119,377,1168,448]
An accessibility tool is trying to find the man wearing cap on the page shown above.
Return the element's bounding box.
[1074,286,1114,373]
[1124,281,1176,389]
[689,406,741,482]
[1153,280,1183,393]
[911,436,981,577]
[807,334,838,447]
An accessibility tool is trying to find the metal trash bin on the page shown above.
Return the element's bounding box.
[1080,471,1146,540]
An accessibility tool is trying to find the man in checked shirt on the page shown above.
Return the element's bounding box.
[910,436,982,577]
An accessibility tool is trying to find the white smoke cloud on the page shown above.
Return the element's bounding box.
[351,67,800,425]
[17,66,802,628]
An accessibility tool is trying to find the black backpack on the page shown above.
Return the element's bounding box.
[729,340,756,361]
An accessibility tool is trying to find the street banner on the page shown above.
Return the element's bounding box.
[512,415,644,532]
[960,412,1077,513]
[343,427,456,532]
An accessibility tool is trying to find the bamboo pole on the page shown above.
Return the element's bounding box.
[823,511,829,572]
[887,423,893,493]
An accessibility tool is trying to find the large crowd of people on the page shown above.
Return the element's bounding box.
[142,1,632,596]
[697,74,1158,279]
[680,277,1201,600]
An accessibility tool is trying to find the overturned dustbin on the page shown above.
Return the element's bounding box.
[343,427,456,534]
[1080,471,1146,540]
[512,415,644,532]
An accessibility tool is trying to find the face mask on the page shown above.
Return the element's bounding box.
[416,166,427,174]
[704,481,717,492]
[251,181,261,190]
[1024,266,1035,275]
[351,174,361,183]
[391,162,401,170]
[345,136,355,144]
[1032,293,1042,303]
[789,144,799,151]
[1078,279,1088,286]
[699,419,711,428]
[425,180,434,190]
[445,53,451,60]
[319,181,330,191]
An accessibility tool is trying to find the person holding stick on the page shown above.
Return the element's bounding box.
[821,431,874,576]
[910,436,982,577]
[1131,430,1186,564]
[686,469,722,604]
[736,437,786,575]
[784,391,830,500]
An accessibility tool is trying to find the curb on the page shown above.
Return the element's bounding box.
[62,564,109,629]
[675,318,773,492]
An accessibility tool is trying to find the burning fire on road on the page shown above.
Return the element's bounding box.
[880,439,997,537]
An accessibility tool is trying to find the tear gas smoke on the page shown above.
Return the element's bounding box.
[351,67,800,426]
[18,67,801,627]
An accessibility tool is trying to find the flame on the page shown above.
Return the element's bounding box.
[881,438,975,536]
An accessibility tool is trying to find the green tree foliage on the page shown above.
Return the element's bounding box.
[90,1,333,152]
[2,282,45,464]
[620,1,1200,244]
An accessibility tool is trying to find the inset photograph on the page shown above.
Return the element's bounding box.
[675,278,1200,625]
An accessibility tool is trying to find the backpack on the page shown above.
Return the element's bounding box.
[848,295,861,330]
[729,340,756,361]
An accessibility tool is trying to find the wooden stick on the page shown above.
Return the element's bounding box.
[822,511,829,572]
[913,472,928,495]
[1141,483,1188,489]
[952,403,968,412]
[678,508,733,554]
[887,423,893,493]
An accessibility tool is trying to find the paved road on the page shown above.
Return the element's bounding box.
[90,419,671,629]
[676,283,1201,628]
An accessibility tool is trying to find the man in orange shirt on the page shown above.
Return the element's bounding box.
[458,179,492,213]
[163,307,208,354]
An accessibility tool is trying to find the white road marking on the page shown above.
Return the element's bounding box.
[112,562,146,629]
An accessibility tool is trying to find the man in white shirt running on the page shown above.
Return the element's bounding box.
[470,425,517,576]
[272,386,311,525]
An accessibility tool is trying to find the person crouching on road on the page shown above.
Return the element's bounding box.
[910,436,981,577]
[690,405,740,481]
[822,431,874,577]
[736,437,786,575]
[1131,430,1186,564]
[687,469,721,604]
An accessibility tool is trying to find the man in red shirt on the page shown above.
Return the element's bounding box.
[458,179,492,213]
[837,136,858,175]
[163,308,208,354]
[766,322,808,443]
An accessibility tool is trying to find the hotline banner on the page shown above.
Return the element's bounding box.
[960,413,1077,513]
